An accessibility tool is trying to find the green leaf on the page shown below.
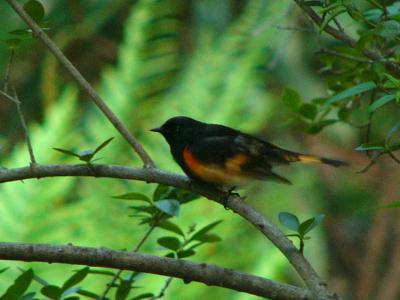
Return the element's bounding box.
[157,220,185,236]
[299,103,317,120]
[157,236,181,251]
[155,199,180,216]
[78,150,95,162]
[52,147,80,158]
[9,29,31,35]
[325,81,376,106]
[278,212,300,231]
[112,193,151,203]
[194,233,222,243]
[384,73,400,89]
[93,137,114,155]
[116,279,132,300]
[61,287,80,298]
[298,214,325,236]
[0,267,9,274]
[177,249,196,258]
[131,293,155,300]
[23,0,45,23]
[368,94,396,112]
[77,289,102,299]
[189,220,223,242]
[378,20,400,40]
[355,142,385,151]
[41,285,62,299]
[0,269,34,300]
[282,88,302,110]
[62,267,89,291]
[21,292,36,300]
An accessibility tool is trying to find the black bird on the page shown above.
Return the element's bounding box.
[151,116,347,187]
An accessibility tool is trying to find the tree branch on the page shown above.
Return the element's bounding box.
[0,242,312,300]
[0,163,339,299]
[293,0,400,76]
[5,0,154,168]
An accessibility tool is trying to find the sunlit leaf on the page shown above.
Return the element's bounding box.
[189,220,223,242]
[157,236,181,251]
[282,88,302,110]
[0,269,34,300]
[157,220,185,236]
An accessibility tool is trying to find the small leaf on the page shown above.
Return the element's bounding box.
[386,121,400,143]
[23,0,45,23]
[278,212,300,231]
[299,103,317,120]
[0,269,34,300]
[61,287,80,298]
[384,73,400,89]
[9,29,31,35]
[93,137,114,155]
[21,292,36,300]
[337,107,351,121]
[177,249,196,258]
[77,289,102,299]
[194,233,221,243]
[62,267,89,291]
[116,280,132,300]
[52,147,80,158]
[41,285,62,299]
[157,237,181,251]
[298,214,325,236]
[355,142,385,151]
[189,220,223,242]
[307,119,337,134]
[368,94,396,112]
[157,220,185,236]
[131,293,155,300]
[282,88,302,110]
[325,81,376,106]
[112,193,151,203]
[155,199,180,217]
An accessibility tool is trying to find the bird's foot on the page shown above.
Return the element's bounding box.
[222,186,241,209]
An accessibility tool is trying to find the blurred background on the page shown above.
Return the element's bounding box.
[0,0,399,299]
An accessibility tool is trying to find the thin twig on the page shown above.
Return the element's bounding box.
[13,89,36,164]
[365,90,376,159]
[99,214,162,299]
[6,0,155,168]
[3,49,15,93]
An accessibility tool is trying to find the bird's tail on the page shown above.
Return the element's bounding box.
[283,152,349,167]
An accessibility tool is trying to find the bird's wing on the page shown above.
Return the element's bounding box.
[185,132,292,185]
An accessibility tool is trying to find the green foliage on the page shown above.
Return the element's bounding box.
[279,212,325,252]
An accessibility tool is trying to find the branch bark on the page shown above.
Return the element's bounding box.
[5,0,154,168]
[293,0,400,76]
[0,242,312,300]
[0,163,340,300]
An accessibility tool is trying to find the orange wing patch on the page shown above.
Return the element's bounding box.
[183,146,249,186]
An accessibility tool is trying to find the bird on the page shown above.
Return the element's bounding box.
[151,116,348,188]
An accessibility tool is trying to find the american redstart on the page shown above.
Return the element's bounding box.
[151,116,348,187]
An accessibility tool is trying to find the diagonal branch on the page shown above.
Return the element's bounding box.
[0,242,312,300]
[293,0,400,76]
[5,0,154,168]
[0,164,340,300]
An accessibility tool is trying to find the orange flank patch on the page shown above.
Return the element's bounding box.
[297,154,322,164]
[183,147,250,186]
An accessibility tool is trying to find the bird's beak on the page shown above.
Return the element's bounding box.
[150,127,162,133]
